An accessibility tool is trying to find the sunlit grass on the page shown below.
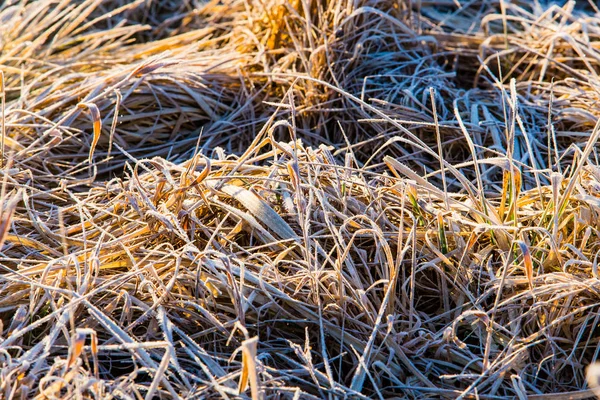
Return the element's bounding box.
[1,0,600,398]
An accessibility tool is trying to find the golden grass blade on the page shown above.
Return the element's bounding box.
[0,190,22,251]
[239,337,260,400]
[77,102,102,164]
[66,331,86,370]
[516,240,534,291]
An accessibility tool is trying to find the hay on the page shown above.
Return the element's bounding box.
[1,0,600,398]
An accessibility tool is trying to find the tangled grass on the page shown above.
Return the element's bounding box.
[2,0,600,398]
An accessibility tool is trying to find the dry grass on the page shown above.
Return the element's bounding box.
[2,0,600,398]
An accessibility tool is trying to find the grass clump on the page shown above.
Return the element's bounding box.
[2,0,600,398]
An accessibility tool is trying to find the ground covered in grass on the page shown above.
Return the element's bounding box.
[2,0,600,398]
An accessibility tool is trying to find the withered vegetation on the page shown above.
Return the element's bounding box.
[1,0,600,398]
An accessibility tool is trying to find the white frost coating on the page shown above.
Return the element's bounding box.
[206,180,298,242]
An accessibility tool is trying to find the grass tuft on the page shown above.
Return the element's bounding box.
[1,0,600,398]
